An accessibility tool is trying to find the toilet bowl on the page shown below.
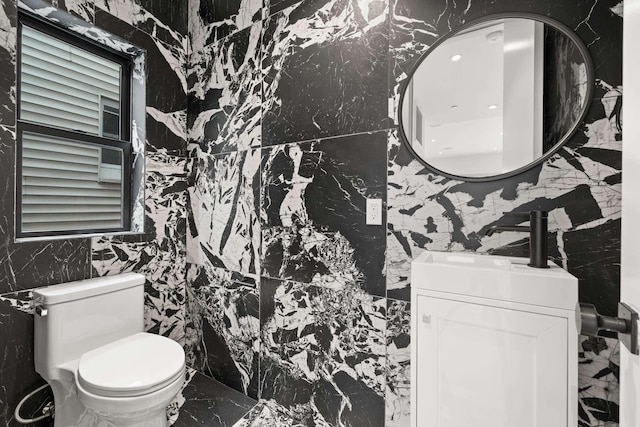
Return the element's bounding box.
[33,273,186,426]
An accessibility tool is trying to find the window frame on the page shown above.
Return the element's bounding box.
[16,11,135,239]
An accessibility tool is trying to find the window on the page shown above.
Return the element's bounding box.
[100,97,121,140]
[17,13,134,238]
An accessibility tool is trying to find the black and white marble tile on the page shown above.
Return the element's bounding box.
[261,0,390,146]
[167,368,198,425]
[261,131,387,297]
[0,0,16,126]
[388,0,623,125]
[94,5,187,151]
[189,0,263,47]
[386,300,410,427]
[40,0,95,23]
[260,277,386,426]
[387,85,622,307]
[92,150,188,344]
[0,356,253,427]
[0,1,628,427]
[0,236,92,294]
[0,238,91,294]
[0,298,52,427]
[385,2,623,424]
[0,124,92,295]
[88,2,189,343]
[20,0,149,233]
[95,5,188,233]
[188,149,261,275]
[264,0,301,18]
[0,1,189,424]
[232,400,303,427]
[185,263,260,399]
[0,313,254,427]
[22,1,186,233]
[188,21,262,155]
[0,289,35,314]
[578,336,620,426]
[19,0,144,56]
[91,234,187,343]
[95,0,187,48]
[169,368,257,427]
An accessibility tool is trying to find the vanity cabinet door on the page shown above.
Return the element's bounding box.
[414,295,568,427]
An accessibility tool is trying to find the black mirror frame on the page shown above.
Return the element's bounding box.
[397,12,595,182]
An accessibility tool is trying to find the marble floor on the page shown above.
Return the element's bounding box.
[15,364,307,427]
[232,402,304,427]
[20,368,266,427]
[169,368,256,426]
[171,369,300,427]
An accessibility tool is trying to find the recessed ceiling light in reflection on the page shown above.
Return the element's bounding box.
[486,30,503,43]
[450,54,463,62]
[431,139,436,142]
[451,105,459,109]
[488,104,499,110]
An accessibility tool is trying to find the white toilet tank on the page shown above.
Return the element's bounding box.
[33,273,145,380]
[411,251,579,427]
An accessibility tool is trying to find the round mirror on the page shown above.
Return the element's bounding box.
[399,14,594,180]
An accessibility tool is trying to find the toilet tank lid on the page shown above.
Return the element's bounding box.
[33,273,145,305]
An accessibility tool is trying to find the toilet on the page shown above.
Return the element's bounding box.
[32,273,186,427]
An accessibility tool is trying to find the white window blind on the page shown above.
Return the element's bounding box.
[21,132,123,233]
[19,24,126,236]
[20,25,122,136]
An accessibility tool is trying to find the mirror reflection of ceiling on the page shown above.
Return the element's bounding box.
[401,17,590,179]
[412,22,505,150]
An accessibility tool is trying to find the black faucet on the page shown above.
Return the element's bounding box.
[485,210,550,268]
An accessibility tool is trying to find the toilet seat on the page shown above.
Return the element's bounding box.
[77,332,185,398]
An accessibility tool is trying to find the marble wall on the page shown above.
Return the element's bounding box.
[0,0,188,424]
[186,0,623,426]
[0,0,624,425]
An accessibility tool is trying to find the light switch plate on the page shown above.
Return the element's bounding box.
[366,198,382,225]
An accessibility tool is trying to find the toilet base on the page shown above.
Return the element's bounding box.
[77,370,185,426]
[44,370,184,427]
[47,379,115,427]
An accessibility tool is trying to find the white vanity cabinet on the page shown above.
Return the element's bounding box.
[410,251,579,427]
